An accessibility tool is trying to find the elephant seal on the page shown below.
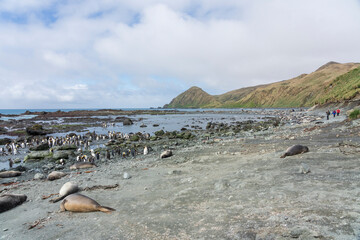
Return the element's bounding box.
[0,194,27,213]
[280,145,309,158]
[47,171,67,181]
[60,193,115,213]
[0,170,21,178]
[70,162,96,170]
[50,182,79,203]
[160,150,172,159]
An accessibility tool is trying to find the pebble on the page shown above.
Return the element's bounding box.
[123,172,131,179]
[33,173,46,180]
[300,163,311,174]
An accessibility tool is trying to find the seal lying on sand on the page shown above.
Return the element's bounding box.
[280,145,309,158]
[0,170,21,178]
[70,162,96,170]
[47,171,67,181]
[60,193,115,213]
[50,182,79,203]
[0,194,27,213]
[160,150,172,159]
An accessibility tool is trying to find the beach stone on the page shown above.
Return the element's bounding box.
[123,172,131,179]
[155,130,165,136]
[214,179,230,191]
[0,138,12,145]
[300,163,311,174]
[42,163,55,171]
[13,158,21,164]
[25,124,48,136]
[53,150,69,160]
[168,170,182,175]
[130,135,140,141]
[55,144,77,151]
[33,173,45,180]
[24,151,52,162]
[123,118,133,125]
[30,143,49,151]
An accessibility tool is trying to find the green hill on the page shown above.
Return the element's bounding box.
[164,62,360,108]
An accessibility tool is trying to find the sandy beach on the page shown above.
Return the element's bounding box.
[1,110,360,240]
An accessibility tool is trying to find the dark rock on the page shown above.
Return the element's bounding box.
[30,143,49,151]
[155,130,165,136]
[0,138,12,145]
[26,124,48,136]
[123,118,133,126]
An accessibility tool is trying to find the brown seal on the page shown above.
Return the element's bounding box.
[0,170,21,178]
[50,182,79,203]
[70,162,96,170]
[60,193,115,213]
[47,171,67,181]
[280,145,309,158]
[0,194,27,213]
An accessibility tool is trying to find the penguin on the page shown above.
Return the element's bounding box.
[106,150,111,160]
[8,159,13,168]
[144,146,149,155]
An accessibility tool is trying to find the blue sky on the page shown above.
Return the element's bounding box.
[0,0,360,109]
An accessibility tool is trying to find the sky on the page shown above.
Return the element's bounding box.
[0,0,359,109]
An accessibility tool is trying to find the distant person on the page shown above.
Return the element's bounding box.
[326,110,330,120]
[332,110,336,117]
[336,109,340,116]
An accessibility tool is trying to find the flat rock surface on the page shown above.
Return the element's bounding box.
[1,117,360,239]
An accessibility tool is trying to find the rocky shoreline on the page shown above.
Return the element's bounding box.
[1,108,360,239]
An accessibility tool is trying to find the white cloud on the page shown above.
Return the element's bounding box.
[0,0,359,108]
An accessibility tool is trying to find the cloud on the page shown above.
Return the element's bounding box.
[0,0,359,108]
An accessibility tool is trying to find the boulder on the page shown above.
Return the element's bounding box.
[53,151,70,160]
[123,118,133,126]
[30,143,49,151]
[25,124,48,136]
[33,173,46,180]
[0,138,12,145]
[55,144,77,151]
[24,151,52,162]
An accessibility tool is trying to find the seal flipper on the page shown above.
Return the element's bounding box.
[60,199,67,212]
[50,195,66,203]
[97,206,116,213]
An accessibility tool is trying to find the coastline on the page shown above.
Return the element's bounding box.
[1,110,360,239]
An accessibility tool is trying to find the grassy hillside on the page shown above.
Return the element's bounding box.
[314,66,360,104]
[164,86,220,108]
[164,62,360,108]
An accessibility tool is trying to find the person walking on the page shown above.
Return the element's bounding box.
[326,110,330,120]
[332,110,336,117]
[336,108,340,116]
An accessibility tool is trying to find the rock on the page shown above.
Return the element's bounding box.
[140,124,147,128]
[33,173,46,180]
[130,135,140,141]
[160,150,173,159]
[53,151,70,160]
[24,151,52,162]
[123,118,133,126]
[300,163,311,174]
[55,144,77,151]
[168,170,182,175]
[25,124,48,136]
[42,163,55,171]
[13,158,21,164]
[155,130,165,136]
[0,138,12,145]
[123,172,131,179]
[30,143,49,151]
[214,179,230,191]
